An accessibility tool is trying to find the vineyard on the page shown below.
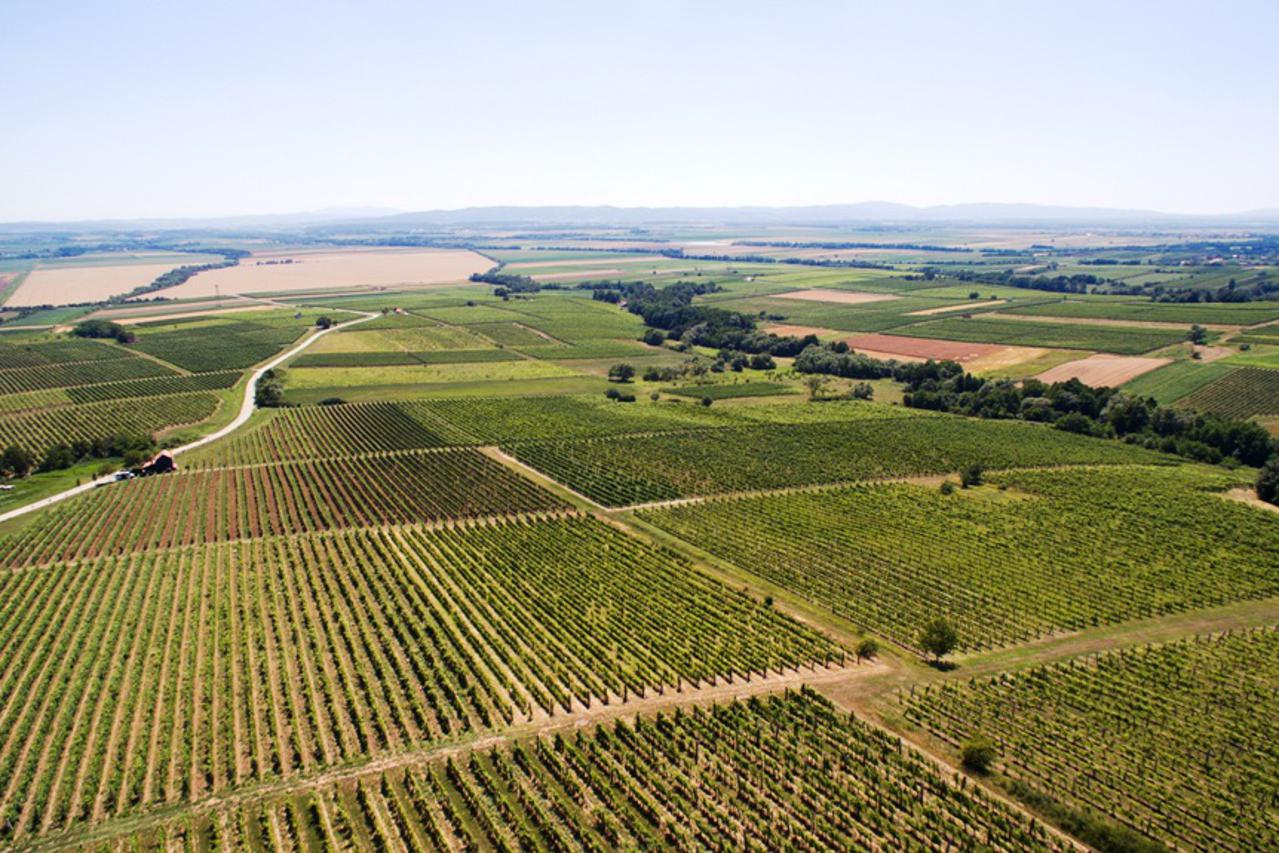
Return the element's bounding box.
[639,465,1279,650]
[510,418,1164,506]
[0,392,221,459]
[186,402,469,465]
[0,517,837,842]
[290,349,518,368]
[897,316,1187,354]
[1175,366,1279,417]
[98,691,1066,851]
[130,318,316,372]
[0,339,132,370]
[663,381,799,399]
[1012,298,1279,326]
[63,371,241,404]
[0,449,567,566]
[0,355,177,395]
[902,627,1279,851]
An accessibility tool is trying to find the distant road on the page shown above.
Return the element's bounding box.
[0,309,376,524]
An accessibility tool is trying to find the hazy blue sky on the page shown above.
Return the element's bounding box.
[3,0,1275,220]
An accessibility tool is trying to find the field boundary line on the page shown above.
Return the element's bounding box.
[479,445,609,511]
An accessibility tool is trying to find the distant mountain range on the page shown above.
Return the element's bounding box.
[4,203,1279,233]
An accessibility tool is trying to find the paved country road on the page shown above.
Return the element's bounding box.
[0,309,376,524]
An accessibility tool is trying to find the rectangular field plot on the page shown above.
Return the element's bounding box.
[1011,298,1279,326]
[0,355,177,394]
[896,316,1186,354]
[0,392,220,458]
[902,628,1279,851]
[640,466,1279,651]
[0,338,133,369]
[0,518,837,842]
[187,401,473,464]
[0,449,567,566]
[290,348,518,368]
[129,318,315,372]
[1119,360,1235,403]
[711,295,970,333]
[509,417,1163,506]
[62,370,241,404]
[663,381,799,399]
[1175,366,1279,417]
[119,692,1066,852]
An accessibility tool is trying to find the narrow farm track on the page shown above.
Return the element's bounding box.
[24,660,888,852]
[0,309,376,524]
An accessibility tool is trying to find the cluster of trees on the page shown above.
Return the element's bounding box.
[791,341,1278,498]
[470,271,540,297]
[589,279,819,355]
[1150,273,1279,304]
[255,369,285,407]
[901,367,1275,468]
[72,319,135,344]
[935,268,1107,295]
[2,431,156,478]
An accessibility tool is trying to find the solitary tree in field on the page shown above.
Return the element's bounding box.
[960,463,984,489]
[608,363,635,383]
[961,736,997,772]
[1188,324,1209,345]
[1,445,35,478]
[855,638,879,662]
[803,375,828,400]
[918,618,959,663]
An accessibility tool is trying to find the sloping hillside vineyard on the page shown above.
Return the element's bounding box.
[0,235,1277,853]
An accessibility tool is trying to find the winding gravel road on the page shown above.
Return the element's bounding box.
[0,309,376,524]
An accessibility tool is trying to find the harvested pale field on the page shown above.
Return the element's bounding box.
[533,268,623,281]
[846,333,1005,362]
[965,346,1055,373]
[6,261,190,307]
[1036,354,1171,387]
[908,299,1006,316]
[144,248,492,299]
[774,289,899,306]
[506,256,662,269]
[848,347,926,363]
[763,323,842,339]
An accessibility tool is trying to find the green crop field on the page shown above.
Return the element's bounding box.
[130,317,317,372]
[0,449,568,566]
[641,465,1279,651]
[1119,360,1235,403]
[1010,298,1279,325]
[896,315,1187,353]
[0,517,838,844]
[0,392,221,458]
[509,417,1163,506]
[903,627,1279,851]
[1175,366,1279,417]
[104,691,1066,851]
[663,380,799,399]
